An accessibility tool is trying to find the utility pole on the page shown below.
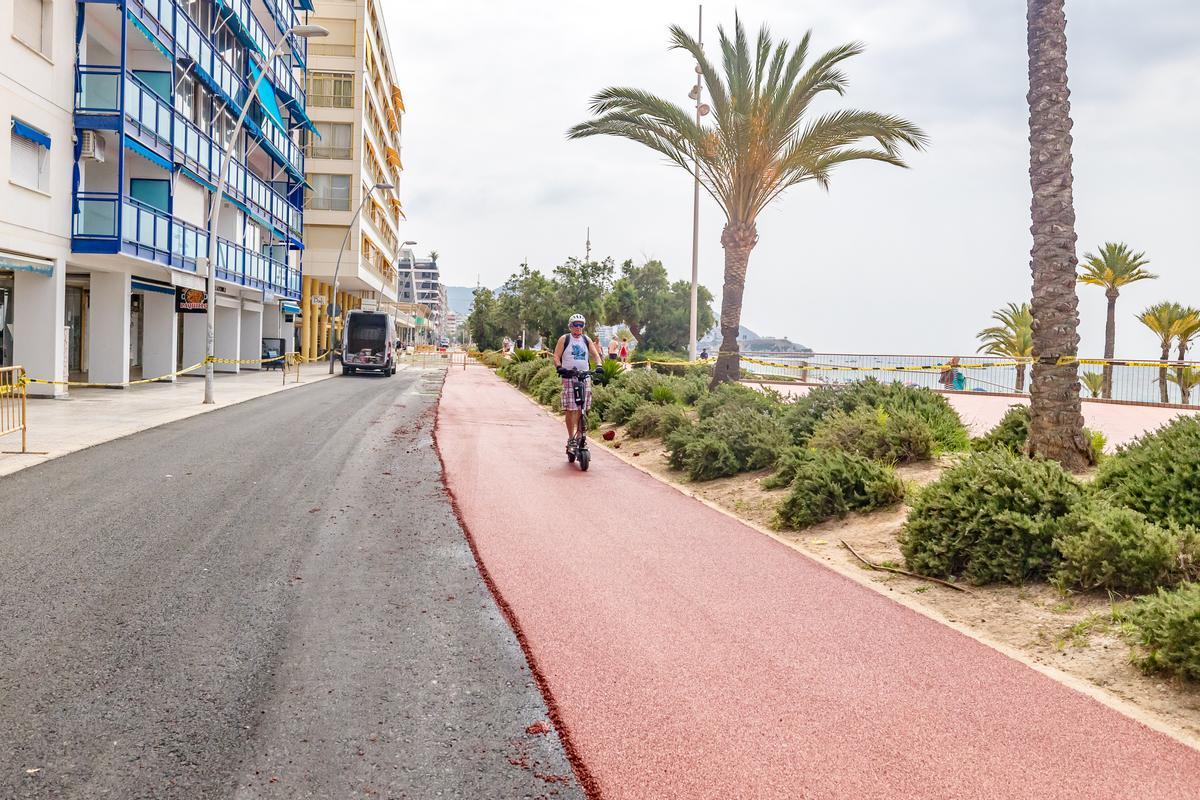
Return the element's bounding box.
[585,227,592,262]
[688,5,704,362]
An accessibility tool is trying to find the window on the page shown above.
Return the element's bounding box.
[308,72,353,108]
[307,173,350,211]
[10,118,50,193]
[308,122,352,159]
[130,179,170,213]
[14,0,50,57]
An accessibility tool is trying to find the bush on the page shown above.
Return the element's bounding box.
[626,404,690,439]
[650,384,678,405]
[479,350,507,369]
[502,358,555,390]
[674,374,709,405]
[973,404,1104,465]
[1052,503,1183,594]
[1115,582,1200,681]
[972,404,1030,453]
[510,347,538,363]
[614,367,669,401]
[784,379,968,453]
[900,450,1085,585]
[1093,416,1200,527]
[808,406,934,464]
[665,405,789,480]
[602,390,644,425]
[594,358,623,387]
[696,382,784,420]
[534,373,563,407]
[774,449,905,530]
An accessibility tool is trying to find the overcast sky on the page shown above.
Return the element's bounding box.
[390,1,1200,356]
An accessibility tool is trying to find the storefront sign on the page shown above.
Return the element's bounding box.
[175,287,208,313]
[311,295,326,306]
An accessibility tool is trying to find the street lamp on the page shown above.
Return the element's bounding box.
[328,181,395,374]
[201,23,329,404]
[688,6,707,361]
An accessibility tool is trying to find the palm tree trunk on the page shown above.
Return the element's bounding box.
[1159,343,1170,404]
[1025,0,1091,470]
[711,221,758,385]
[1015,363,1026,393]
[1178,341,1190,405]
[1102,290,1117,399]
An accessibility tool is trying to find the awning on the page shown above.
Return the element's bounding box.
[293,0,314,10]
[386,107,399,132]
[125,137,173,171]
[385,146,401,169]
[281,302,301,314]
[128,11,173,60]
[11,119,51,149]
[391,85,405,113]
[279,93,319,135]
[248,61,286,130]
[213,0,265,57]
[176,164,217,193]
[131,278,175,296]
[242,117,304,183]
[0,251,54,276]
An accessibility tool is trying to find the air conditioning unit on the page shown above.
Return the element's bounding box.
[80,130,106,162]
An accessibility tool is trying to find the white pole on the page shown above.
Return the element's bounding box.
[688,5,703,362]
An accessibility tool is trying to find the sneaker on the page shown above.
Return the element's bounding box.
[566,436,577,455]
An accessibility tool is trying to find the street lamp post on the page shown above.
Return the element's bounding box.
[201,24,328,404]
[328,182,395,374]
[688,6,706,361]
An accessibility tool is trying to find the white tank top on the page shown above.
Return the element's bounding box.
[561,333,591,372]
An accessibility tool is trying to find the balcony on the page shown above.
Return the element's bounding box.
[71,193,300,299]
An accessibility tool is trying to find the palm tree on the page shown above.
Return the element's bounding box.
[1137,302,1183,404]
[1168,367,1200,406]
[568,16,926,384]
[1025,0,1091,469]
[1173,307,1200,404]
[977,302,1034,392]
[1077,242,1155,398]
[1079,371,1104,398]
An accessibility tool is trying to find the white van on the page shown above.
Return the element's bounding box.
[341,310,397,375]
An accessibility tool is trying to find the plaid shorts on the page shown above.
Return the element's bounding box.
[561,377,592,412]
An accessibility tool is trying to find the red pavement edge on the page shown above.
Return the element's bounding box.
[431,371,603,800]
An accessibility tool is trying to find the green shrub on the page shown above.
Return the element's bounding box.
[650,384,678,405]
[626,404,690,439]
[674,374,709,405]
[602,390,644,425]
[762,446,810,490]
[534,373,563,407]
[775,449,905,530]
[972,404,1030,453]
[1052,503,1182,594]
[1093,415,1200,527]
[900,450,1085,585]
[502,358,555,390]
[479,350,507,369]
[808,406,934,464]
[784,379,968,453]
[1115,582,1200,681]
[1087,428,1108,463]
[594,358,623,386]
[696,382,784,420]
[510,347,538,363]
[614,367,669,401]
[665,406,789,480]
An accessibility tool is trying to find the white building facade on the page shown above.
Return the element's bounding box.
[1,0,310,395]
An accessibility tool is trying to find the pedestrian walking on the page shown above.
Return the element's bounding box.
[608,336,621,362]
[619,340,628,363]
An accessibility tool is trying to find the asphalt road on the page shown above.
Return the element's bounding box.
[0,367,582,800]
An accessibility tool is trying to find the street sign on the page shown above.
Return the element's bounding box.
[311,295,326,305]
[326,303,340,316]
[361,298,378,311]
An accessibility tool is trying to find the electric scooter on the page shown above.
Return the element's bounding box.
[558,367,600,471]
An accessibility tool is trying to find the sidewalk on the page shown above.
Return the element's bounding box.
[0,366,339,477]
[437,368,1200,800]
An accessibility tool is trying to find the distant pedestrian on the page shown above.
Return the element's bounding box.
[619,340,628,363]
[938,357,960,391]
[700,348,709,360]
[608,336,621,361]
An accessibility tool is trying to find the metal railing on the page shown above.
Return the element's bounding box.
[0,366,28,454]
[739,351,1200,408]
[306,144,352,160]
[307,93,354,108]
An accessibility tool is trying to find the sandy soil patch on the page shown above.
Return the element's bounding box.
[601,422,1200,744]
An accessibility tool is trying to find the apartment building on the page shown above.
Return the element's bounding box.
[301,0,405,360]
[1,0,310,394]
[397,252,443,341]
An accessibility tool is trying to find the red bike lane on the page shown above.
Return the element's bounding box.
[436,367,1200,800]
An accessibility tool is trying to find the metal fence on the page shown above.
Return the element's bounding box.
[740,352,1200,408]
[0,366,28,453]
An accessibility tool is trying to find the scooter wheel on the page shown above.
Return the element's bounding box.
[567,451,576,463]
[578,448,590,471]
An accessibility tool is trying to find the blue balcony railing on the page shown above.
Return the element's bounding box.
[76,64,122,115]
[124,75,173,145]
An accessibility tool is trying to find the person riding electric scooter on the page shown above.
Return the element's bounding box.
[553,313,605,470]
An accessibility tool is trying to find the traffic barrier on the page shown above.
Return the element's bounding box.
[0,366,28,454]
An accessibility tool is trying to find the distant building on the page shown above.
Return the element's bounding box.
[397,249,443,341]
[699,325,811,354]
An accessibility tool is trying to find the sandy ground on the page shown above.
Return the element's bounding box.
[602,422,1200,744]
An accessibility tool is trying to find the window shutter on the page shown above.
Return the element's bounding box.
[11,135,40,188]
[14,0,44,50]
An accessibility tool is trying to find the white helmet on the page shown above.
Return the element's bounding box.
[568,313,586,326]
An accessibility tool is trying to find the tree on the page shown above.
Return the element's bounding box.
[1173,307,1200,404]
[1024,0,1091,469]
[606,259,669,342]
[1077,242,1155,398]
[977,302,1034,393]
[569,16,925,385]
[467,287,504,351]
[498,265,560,346]
[1168,367,1200,407]
[554,257,614,335]
[1138,302,1184,404]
